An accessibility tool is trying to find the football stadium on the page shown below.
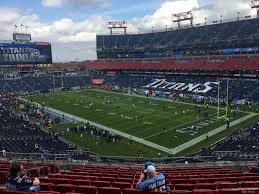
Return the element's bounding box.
[0,0,259,193]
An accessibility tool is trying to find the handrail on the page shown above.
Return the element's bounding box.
[1,151,258,167]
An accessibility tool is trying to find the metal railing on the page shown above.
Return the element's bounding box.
[1,151,258,169]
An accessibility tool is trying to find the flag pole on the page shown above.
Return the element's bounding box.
[21,24,24,33]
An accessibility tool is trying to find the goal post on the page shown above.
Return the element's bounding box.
[217,79,230,120]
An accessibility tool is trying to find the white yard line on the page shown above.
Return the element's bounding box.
[170,113,258,154]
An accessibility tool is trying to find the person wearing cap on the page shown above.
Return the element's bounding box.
[143,161,154,181]
[137,165,169,192]
[6,161,40,193]
[144,161,153,169]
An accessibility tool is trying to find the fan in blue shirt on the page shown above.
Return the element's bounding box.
[137,165,170,192]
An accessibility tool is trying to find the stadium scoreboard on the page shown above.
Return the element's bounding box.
[13,33,32,42]
[0,42,52,65]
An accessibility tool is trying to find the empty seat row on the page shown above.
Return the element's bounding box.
[2,186,259,194]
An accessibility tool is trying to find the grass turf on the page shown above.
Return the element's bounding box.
[24,89,251,157]
[51,123,165,158]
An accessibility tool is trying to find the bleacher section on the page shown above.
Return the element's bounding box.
[1,74,259,102]
[198,121,259,161]
[97,18,259,59]
[1,164,258,194]
[0,76,90,94]
[0,97,76,155]
[86,56,259,72]
[104,74,259,102]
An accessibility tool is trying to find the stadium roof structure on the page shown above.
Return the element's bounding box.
[251,0,259,16]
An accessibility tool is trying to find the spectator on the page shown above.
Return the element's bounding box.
[2,147,6,157]
[256,161,259,173]
[34,143,39,150]
[137,165,169,192]
[227,119,230,129]
[6,161,40,193]
[2,149,6,157]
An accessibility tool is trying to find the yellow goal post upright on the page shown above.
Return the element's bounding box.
[217,79,230,120]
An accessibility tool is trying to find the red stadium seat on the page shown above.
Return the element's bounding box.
[105,174,118,178]
[70,180,91,186]
[224,177,242,183]
[53,184,74,193]
[48,174,64,179]
[28,168,40,177]
[112,182,132,189]
[174,184,195,191]
[196,183,217,190]
[119,174,135,179]
[73,186,97,194]
[170,191,192,194]
[91,180,111,187]
[240,181,259,188]
[99,177,116,182]
[50,178,71,185]
[0,187,6,193]
[170,179,190,184]
[40,183,55,191]
[91,173,103,177]
[116,178,133,184]
[98,187,121,194]
[80,175,98,181]
[189,178,205,184]
[219,188,243,194]
[65,193,82,194]
[217,183,239,189]
[207,178,225,183]
[123,189,143,194]
[240,188,259,194]
[0,171,8,184]
[193,190,219,194]
[36,192,60,194]
[1,191,26,194]
[39,177,49,183]
[242,176,259,181]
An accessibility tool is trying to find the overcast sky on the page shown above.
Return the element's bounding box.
[0,0,256,61]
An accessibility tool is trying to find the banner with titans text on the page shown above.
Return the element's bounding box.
[0,43,52,65]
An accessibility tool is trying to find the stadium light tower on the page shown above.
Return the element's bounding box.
[13,24,31,43]
[173,11,194,28]
[107,21,127,35]
[237,12,240,21]
[251,0,259,17]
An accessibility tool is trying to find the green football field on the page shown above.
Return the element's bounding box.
[24,89,249,157]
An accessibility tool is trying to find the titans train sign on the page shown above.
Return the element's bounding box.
[0,43,52,65]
